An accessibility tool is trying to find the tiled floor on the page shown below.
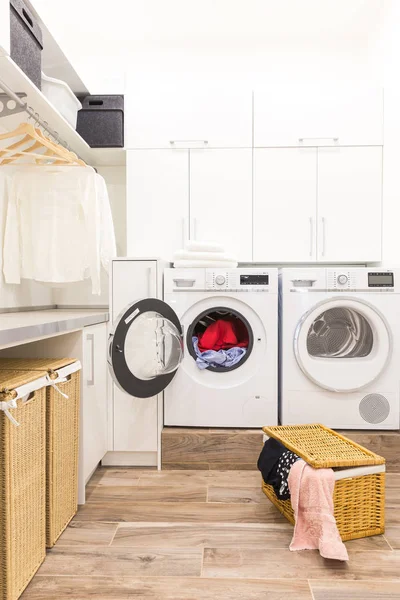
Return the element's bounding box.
[22,468,400,599]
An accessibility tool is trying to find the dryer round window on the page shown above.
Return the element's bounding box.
[294,297,392,393]
[186,306,254,372]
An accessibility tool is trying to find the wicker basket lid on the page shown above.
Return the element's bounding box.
[262,423,385,468]
[0,358,77,375]
[0,369,48,398]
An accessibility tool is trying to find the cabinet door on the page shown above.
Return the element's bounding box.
[253,148,317,262]
[126,150,189,261]
[125,82,252,148]
[254,86,383,147]
[189,149,253,261]
[317,147,383,263]
[82,322,108,483]
[112,260,159,453]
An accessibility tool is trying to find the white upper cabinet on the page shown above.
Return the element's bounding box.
[0,2,10,55]
[125,82,252,149]
[189,149,253,261]
[254,148,317,262]
[317,147,383,263]
[254,85,383,147]
[126,149,189,260]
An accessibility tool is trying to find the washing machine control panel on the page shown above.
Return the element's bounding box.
[206,270,271,291]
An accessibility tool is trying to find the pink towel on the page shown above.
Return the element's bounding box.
[288,459,349,561]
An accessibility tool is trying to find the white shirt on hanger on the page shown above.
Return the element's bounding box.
[3,166,116,295]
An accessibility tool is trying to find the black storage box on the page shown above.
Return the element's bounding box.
[10,0,43,89]
[76,95,124,148]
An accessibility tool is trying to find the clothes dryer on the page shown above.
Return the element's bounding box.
[280,268,400,429]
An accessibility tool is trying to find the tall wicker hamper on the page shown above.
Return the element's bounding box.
[261,424,386,542]
[0,369,48,600]
[0,358,81,548]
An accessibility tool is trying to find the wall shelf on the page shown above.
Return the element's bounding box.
[0,55,125,167]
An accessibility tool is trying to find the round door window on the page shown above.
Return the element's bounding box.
[109,298,183,398]
[294,298,392,392]
[186,307,254,372]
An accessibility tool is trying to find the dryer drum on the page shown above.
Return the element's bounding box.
[307,307,374,359]
[187,307,254,372]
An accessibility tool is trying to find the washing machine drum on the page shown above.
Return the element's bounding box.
[294,298,392,392]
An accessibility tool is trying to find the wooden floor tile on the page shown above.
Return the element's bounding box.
[75,501,286,524]
[310,580,400,599]
[384,527,400,549]
[112,523,294,548]
[208,486,265,504]
[55,522,117,547]
[86,484,207,503]
[22,576,313,599]
[74,500,285,524]
[138,469,262,488]
[344,535,392,551]
[88,467,142,487]
[203,548,400,580]
[38,546,202,577]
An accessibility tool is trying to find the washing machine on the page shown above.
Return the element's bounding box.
[108,267,278,428]
[280,268,400,429]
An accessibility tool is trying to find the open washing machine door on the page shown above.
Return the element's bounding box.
[108,298,184,398]
[294,297,392,393]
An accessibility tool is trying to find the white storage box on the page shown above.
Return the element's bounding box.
[41,72,82,128]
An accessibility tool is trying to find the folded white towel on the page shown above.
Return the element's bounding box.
[185,241,225,253]
[173,249,237,262]
[173,259,238,269]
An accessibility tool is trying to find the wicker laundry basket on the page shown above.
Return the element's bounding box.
[0,369,48,600]
[0,358,81,548]
[261,424,386,542]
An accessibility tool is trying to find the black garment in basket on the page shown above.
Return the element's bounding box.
[257,438,300,500]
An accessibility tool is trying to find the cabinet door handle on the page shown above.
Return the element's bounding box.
[299,137,339,142]
[309,217,314,257]
[87,333,95,386]
[321,217,326,257]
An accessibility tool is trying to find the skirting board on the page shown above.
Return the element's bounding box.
[101,451,158,467]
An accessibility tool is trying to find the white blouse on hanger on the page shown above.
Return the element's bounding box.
[3,166,116,294]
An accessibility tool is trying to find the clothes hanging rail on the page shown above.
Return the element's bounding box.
[0,76,87,164]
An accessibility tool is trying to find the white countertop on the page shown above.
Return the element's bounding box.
[0,309,109,348]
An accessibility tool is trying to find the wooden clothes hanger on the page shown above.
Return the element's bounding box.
[0,122,86,166]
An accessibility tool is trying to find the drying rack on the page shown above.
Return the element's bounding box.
[0,75,85,163]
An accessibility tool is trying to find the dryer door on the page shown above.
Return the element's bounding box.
[294,297,392,392]
[108,298,184,398]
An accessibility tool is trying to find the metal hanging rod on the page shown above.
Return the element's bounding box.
[0,76,86,162]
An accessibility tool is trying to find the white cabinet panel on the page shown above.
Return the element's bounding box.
[113,391,158,452]
[189,149,253,261]
[254,86,383,147]
[82,322,108,483]
[254,148,317,262]
[126,150,189,261]
[112,260,157,319]
[317,147,383,263]
[0,2,10,56]
[111,259,159,454]
[126,83,252,148]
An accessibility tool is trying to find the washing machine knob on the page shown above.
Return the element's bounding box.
[215,275,226,285]
[337,274,348,285]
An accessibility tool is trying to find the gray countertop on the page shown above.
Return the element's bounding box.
[0,309,109,348]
